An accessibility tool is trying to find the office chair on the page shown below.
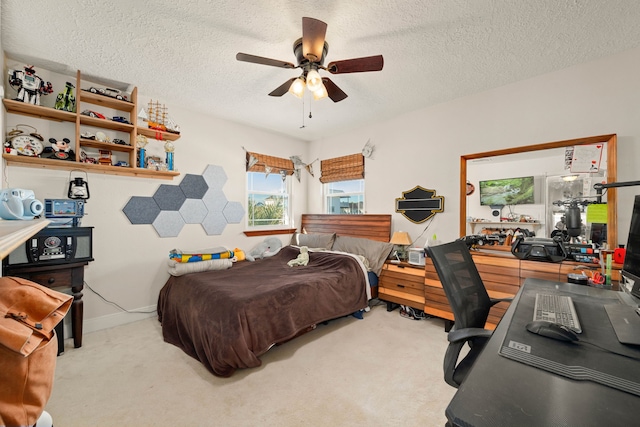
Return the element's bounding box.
[426,240,512,388]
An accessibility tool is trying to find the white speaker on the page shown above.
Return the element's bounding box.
[490,205,504,218]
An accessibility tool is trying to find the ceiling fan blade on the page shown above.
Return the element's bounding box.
[322,78,348,103]
[327,55,384,74]
[268,78,296,97]
[302,17,327,61]
[236,53,296,69]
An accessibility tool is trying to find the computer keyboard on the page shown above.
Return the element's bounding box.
[533,293,582,333]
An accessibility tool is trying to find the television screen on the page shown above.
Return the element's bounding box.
[479,176,535,206]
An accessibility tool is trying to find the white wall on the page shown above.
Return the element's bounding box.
[309,46,640,250]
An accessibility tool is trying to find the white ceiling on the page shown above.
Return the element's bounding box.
[3,0,640,142]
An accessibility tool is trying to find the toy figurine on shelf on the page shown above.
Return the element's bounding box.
[147,100,180,134]
[8,65,53,105]
[54,81,76,112]
[44,137,76,161]
[165,141,175,171]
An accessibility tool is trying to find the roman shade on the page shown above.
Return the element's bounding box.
[246,152,294,175]
[320,153,364,183]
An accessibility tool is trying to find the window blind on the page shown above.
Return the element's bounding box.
[320,153,364,183]
[246,152,294,175]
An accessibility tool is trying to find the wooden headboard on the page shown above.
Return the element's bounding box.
[300,214,392,242]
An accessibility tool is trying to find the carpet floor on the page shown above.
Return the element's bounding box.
[47,303,456,426]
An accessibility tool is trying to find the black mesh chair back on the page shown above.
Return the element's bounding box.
[428,240,491,330]
[427,239,508,388]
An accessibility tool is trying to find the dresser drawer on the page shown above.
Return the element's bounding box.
[23,269,74,288]
[379,264,424,293]
[379,262,425,309]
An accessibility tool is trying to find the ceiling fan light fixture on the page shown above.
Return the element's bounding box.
[312,83,328,100]
[306,69,323,92]
[288,77,306,98]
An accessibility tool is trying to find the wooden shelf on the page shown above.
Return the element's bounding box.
[137,126,181,141]
[468,221,543,234]
[78,139,134,152]
[79,115,134,132]
[79,90,135,112]
[3,99,76,123]
[4,68,180,180]
[2,154,179,180]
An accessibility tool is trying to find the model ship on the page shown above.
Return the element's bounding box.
[144,100,181,134]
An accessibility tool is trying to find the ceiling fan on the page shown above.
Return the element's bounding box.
[236,17,384,102]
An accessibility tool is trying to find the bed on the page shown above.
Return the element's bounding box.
[157,214,392,377]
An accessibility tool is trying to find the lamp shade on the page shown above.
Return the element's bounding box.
[312,83,328,100]
[390,231,411,246]
[288,77,305,98]
[306,69,323,92]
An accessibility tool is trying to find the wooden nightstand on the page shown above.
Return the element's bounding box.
[378,261,425,311]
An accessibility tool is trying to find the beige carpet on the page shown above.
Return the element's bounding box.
[47,303,456,426]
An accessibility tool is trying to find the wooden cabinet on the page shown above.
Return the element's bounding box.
[3,68,180,180]
[424,249,622,330]
[378,261,425,311]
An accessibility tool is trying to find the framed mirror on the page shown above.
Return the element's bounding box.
[460,134,618,249]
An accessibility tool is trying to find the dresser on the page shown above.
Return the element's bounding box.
[378,261,425,311]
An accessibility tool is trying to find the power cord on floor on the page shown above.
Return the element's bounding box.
[84,281,157,314]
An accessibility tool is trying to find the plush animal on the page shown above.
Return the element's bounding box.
[287,246,309,267]
[245,237,283,262]
[232,248,246,262]
[44,137,75,160]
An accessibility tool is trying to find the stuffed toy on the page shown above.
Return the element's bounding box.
[287,246,309,267]
[245,237,283,262]
[44,137,75,161]
[232,248,246,262]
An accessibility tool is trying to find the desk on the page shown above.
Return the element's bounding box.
[446,278,640,426]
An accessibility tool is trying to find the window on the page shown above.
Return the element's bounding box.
[320,153,365,214]
[246,151,294,228]
[324,179,365,214]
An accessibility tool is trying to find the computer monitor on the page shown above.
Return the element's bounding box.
[621,195,640,300]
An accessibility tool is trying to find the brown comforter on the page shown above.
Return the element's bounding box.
[157,246,368,377]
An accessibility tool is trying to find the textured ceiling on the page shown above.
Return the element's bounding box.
[3,0,640,142]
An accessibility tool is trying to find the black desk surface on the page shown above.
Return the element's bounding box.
[446,278,640,427]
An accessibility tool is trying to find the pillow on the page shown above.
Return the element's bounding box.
[290,232,336,250]
[331,235,394,276]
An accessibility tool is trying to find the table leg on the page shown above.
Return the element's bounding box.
[71,283,83,348]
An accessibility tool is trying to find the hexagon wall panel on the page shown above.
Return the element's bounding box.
[122,197,161,224]
[180,174,209,199]
[180,199,208,224]
[202,188,228,212]
[201,211,228,235]
[203,164,227,189]
[223,201,245,224]
[153,211,185,237]
[122,164,244,237]
[153,184,186,211]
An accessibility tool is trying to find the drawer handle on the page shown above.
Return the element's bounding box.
[48,277,55,285]
[396,284,405,288]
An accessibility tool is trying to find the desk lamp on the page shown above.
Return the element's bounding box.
[390,231,412,261]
